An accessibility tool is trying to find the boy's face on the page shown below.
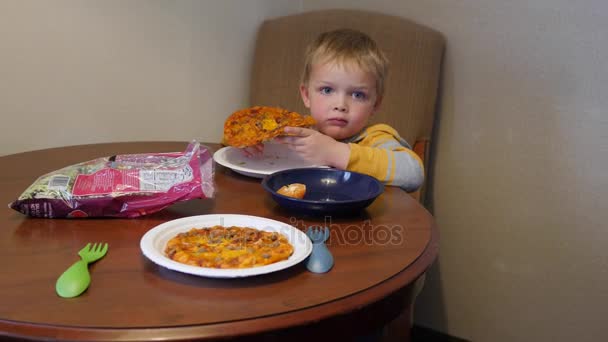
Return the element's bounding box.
[300,61,381,140]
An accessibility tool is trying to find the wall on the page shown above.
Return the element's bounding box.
[0,0,302,155]
[2,1,607,341]
[302,0,608,341]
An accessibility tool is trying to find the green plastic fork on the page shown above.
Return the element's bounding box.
[55,243,109,298]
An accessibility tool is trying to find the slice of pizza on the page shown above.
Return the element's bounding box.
[223,106,316,147]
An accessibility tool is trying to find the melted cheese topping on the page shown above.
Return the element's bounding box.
[165,226,294,268]
[261,117,279,131]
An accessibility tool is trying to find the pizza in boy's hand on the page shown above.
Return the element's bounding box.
[223,106,316,148]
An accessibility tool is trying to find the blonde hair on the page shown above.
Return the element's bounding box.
[301,29,389,97]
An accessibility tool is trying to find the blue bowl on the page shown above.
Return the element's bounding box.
[262,168,384,216]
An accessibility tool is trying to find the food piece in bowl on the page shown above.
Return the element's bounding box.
[223,106,316,147]
[165,226,294,268]
[276,183,306,199]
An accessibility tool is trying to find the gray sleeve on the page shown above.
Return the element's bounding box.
[376,139,425,192]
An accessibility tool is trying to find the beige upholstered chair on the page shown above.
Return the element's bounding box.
[250,9,445,203]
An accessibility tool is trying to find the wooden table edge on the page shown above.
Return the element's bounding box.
[0,219,438,341]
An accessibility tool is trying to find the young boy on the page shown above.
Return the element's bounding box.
[250,29,424,192]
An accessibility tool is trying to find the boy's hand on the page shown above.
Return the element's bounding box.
[240,143,264,158]
[276,127,350,169]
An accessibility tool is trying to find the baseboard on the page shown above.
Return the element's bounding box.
[411,325,470,342]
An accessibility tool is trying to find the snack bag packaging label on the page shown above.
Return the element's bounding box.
[8,141,214,218]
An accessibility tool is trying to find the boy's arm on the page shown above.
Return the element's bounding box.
[347,131,424,192]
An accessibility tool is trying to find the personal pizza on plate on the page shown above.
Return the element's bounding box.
[165,226,294,268]
[223,106,316,147]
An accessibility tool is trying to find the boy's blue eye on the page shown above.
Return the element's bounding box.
[352,91,367,100]
[320,87,333,95]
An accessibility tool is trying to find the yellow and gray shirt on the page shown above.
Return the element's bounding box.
[341,124,424,192]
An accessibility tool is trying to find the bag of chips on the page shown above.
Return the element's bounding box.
[9,141,214,218]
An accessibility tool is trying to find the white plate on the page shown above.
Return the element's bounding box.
[140,214,312,278]
[213,143,322,178]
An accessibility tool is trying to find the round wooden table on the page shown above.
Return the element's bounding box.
[0,142,438,341]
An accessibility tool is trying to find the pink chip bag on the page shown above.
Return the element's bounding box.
[9,141,214,218]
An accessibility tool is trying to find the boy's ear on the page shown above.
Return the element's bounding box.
[300,84,311,108]
[372,95,383,114]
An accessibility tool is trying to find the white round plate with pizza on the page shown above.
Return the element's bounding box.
[140,214,312,278]
[213,143,323,178]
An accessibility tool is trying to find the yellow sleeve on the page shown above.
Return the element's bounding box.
[346,124,424,192]
[347,143,391,182]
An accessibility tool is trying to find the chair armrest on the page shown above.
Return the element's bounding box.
[408,139,429,203]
